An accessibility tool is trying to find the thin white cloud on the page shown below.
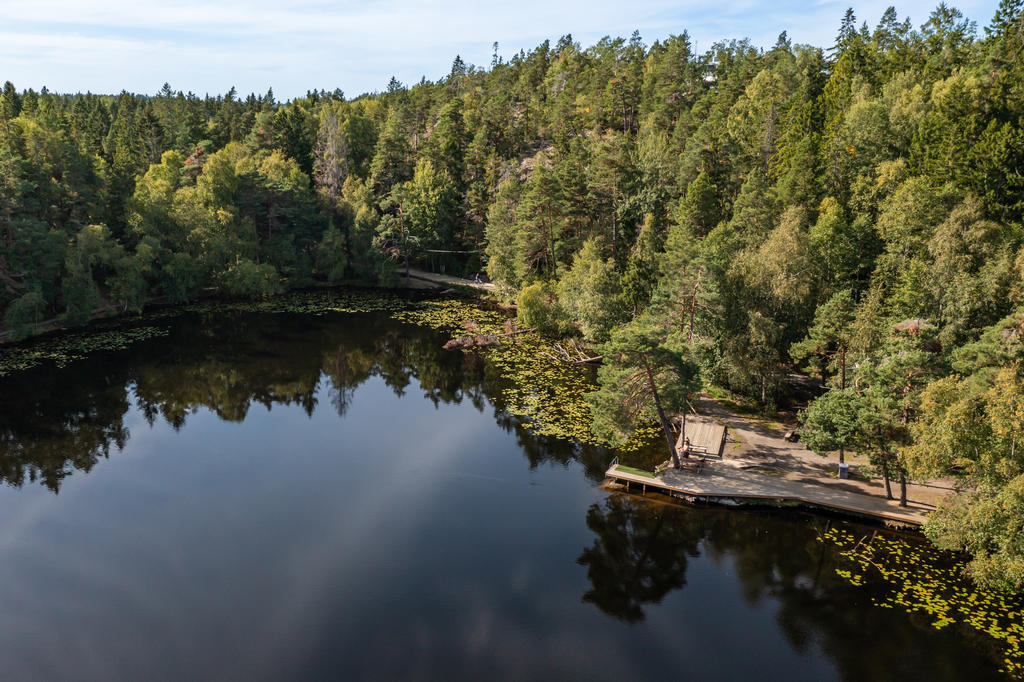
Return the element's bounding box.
[0,0,1003,98]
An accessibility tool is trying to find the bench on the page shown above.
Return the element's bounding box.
[677,456,706,474]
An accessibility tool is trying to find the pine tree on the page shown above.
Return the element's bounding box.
[587,314,701,467]
[369,111,412,196]
[516,159,565,279]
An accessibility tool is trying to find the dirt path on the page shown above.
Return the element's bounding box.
[403,268,495,292]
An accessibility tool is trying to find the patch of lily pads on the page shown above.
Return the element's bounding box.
[0,290,413,377]
[0,326,170,377]
[395,298,659,451]
[823,526,1024,678]
[162,288,413,318]
[0,290,657,452]
[0,290,401,376]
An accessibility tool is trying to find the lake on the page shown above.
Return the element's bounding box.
[0,298,1013,680]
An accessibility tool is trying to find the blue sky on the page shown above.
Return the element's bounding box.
[0,0,1003,100]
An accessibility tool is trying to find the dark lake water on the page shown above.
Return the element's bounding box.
[0,303,1012,680]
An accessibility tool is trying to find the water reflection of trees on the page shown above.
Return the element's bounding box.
[0,364,131,493]
[577,494,1005,681]
[577,494,701,622]
[0,309,611,492]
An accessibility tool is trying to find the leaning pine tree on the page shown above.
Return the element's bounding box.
[587,315,700,468]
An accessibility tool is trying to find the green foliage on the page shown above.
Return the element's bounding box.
[556,238,625,341]
[339,176,381,280]
[369,111,412,195]
[618,215,659,316]
[907,330,1024,591]
[3,290,45,340]
[219,259,279,298]
[2,10,1024,590]
[799,388,862,455]
[60,270,102,326]
[424,98,467,187]
[850,323,944,498]
[110,243,154,313]
[808,197,876,287]
[161,252,203,303]
[673,170,720,237]
[516,280,569,336]
[515,158,566,280]
[483,177,523,300]
[377,159,457,273]
[926,476,1024,592]
[587,314,700,463]
[907,364,1024,487]
[316,225,348,282]
[791,288,856,382]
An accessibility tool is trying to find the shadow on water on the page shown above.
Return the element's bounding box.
[577,493,1010,681]
[578,494,700,623]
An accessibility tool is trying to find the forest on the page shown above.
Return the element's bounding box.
[1,2,1024,591]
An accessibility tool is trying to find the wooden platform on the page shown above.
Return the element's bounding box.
[604,460,928,526]
[677,415,726,458]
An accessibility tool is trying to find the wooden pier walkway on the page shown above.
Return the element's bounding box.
[604,396,956,526]
[605,459,930,526]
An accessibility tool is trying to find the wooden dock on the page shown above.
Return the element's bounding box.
[677,415,726,458]
[605,459,929,527]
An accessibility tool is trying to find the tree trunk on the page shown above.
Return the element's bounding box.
[838,345,846,464]
[611,198,618,267]
[644,358,679,468]
[687,274,700,343]
[881,458,893,500]
[547,214,557,279]
[679,284,688,335]
[681,411,687,457]
[897,380,913,507]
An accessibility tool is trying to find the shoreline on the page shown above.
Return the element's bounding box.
[606,393,957,529]
[605,466,926,528]
[0,272,491,347]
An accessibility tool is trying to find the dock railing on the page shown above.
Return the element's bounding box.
[609,455,619,470]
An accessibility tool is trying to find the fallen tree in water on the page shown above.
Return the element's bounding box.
[540,339,601,364]
[442,319,535,350]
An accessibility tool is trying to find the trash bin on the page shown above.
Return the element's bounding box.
[838,462,849,480]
